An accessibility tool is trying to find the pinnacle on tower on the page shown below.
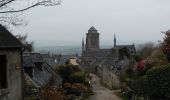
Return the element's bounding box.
[114,34,116,48]
[82,38,85,52]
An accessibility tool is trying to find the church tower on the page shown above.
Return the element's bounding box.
[86,26,100,50]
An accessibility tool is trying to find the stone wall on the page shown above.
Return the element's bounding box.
[0,49,22,100]
[97,66,120,89]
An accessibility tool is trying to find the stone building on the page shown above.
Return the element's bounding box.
[82,26,136,72]
[0,25,23,100]
[85,26,99,50]
[81,26,136,89]
[23,53,62,88]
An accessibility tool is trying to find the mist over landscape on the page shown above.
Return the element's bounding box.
[35,40,155,55]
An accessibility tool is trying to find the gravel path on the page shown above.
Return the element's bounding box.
[86,74,122,100]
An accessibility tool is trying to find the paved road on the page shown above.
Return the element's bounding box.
[86,74,122,100]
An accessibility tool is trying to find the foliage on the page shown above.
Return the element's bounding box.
[16,34,34,52]
[134,55,143,62]
[133,64,170,98]
[58,64,86,84]
[125,68,134,78]
[119,47,130,60]
[118,93,129,100]
[64,83,87,92]
[69,71,86,83]
[133,48,168,78]
[63,82,88,96]
[137,42,156,59]
[132,75,148,96]
[146,48,168,66]
[58,65,73,82]
[41,86,64,100]
[162,30,170,50]
[161,30,170,62]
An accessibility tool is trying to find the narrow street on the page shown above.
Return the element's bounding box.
[86,74,122,100]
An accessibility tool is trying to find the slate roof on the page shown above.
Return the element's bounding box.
[84,49,112,57]
[41,54,57,69]
[32,68,51,87]
[82,49,116,68]
[41,54,50,58]
[43,62,62,86]
[116,45,136,53]
[23,56,35,68]
[88,26,98,33]
[23,53,43,68]
[30,53,43,63]
[32,60,62,87]
[23,52,62,87]
[0,25,22,48]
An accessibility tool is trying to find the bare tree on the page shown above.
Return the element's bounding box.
[138,42,157,59]
[0,0,61,26]
[16,34,34,52]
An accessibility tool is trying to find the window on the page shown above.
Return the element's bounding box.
[0,55,7,89]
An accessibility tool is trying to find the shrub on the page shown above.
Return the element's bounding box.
[69,71,85,83]
[133,64,170,98]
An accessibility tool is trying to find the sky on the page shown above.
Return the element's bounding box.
[12,0,170,46]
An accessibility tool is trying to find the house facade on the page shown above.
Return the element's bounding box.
[0,25,23,100]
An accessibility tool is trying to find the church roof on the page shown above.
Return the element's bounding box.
[116,44,136,52]
[84,49,112,57]
[0,25,22,48]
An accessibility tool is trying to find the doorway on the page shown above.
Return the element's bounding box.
[0,55,7,89]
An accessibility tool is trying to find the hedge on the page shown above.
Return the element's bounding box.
[133,64,170,98]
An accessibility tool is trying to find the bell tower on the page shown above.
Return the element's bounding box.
[86,26,100,50]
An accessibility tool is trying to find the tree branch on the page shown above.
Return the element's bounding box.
[0,0,15,8]
[0,0,61,13]
[0,0,61,26]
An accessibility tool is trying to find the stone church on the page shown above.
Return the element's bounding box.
[81,26,136,72]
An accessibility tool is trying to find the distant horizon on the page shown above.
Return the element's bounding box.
[34,40,158,55]
[33,39,159,47]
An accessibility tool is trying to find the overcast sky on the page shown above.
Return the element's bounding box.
[12,0,170,46]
